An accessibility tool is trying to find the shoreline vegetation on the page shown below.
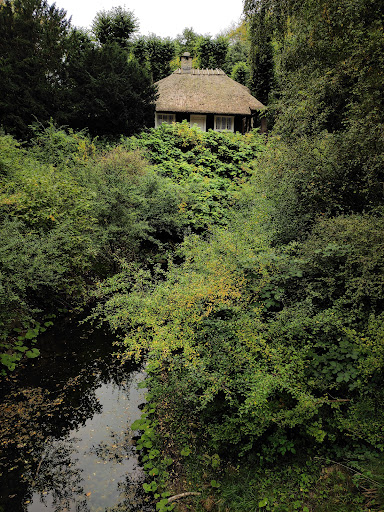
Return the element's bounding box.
[1,0,383,510]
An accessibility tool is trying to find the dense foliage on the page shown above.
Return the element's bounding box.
[0,0,383,510]
[62,38,156,136]
[0,124,264,371]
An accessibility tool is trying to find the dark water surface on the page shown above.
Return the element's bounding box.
[0,321,152,512]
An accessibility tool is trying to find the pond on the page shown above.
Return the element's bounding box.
[0,320,152,512]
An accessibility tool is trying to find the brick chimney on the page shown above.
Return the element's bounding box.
[180,52,192,73]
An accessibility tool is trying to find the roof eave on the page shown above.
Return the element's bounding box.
[155,107,265,115]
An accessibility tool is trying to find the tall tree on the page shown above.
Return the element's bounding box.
[131,35,176,82]
[92,6,138,49]
[244,0,384,233]
[0,0,71,139]
[193,35,229,70]
[175,27,200,54]
[63,36,156,137]
[220,20,250,78]
[244,0,276,104]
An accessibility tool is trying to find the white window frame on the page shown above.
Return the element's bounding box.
[190,114,207,131]
[214,115,235,132]
[156,113,176,127]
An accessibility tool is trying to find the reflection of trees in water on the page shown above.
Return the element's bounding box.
[0,323,143,511]
[106,472,154,512]
[87,428,136,464]
[0,374,103,490]
[29,437,90,512]
[57,371,103,432]
[29,435,152,512]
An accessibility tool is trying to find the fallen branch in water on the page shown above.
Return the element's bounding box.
[168,492,201,503]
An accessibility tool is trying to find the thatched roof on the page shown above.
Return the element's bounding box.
[155,68,265,116]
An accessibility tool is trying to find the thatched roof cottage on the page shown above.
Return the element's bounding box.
[155,53,266,133]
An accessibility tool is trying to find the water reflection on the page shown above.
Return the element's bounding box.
[0,322,152,512]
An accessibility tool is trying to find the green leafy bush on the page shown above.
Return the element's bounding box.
[0,135,97,329]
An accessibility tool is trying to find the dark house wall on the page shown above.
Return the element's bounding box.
[175,113,189,123]
[173,112,254,133]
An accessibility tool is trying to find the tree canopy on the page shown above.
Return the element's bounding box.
[62,35,156,136]
[0,0,71,138]
[91,6,138,48]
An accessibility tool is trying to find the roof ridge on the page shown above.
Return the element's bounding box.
[173,68,225,76]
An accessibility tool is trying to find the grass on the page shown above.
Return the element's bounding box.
[167,451,384,512]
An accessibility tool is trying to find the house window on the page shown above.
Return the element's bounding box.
[214,116,234,132]
[156,113,175,127]
[190,114,206,131]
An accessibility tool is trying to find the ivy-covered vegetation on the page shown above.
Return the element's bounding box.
[1,0,383,510]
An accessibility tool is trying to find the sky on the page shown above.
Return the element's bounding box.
[57,0,245,39]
